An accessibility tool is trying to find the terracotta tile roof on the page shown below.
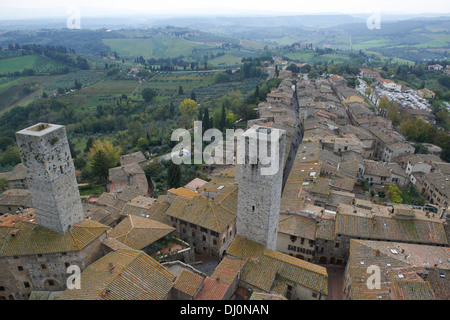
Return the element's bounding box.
[168,187,198,199]
[59,248,175,300]
[120,151,146,166]
[173,269,204,297]
[336,204,448,245]
[250,291,287,300]
[211,255,244,285]
[195,276,229,300]
[85,207,119,227]
[107,215,175,250]
[346,240,450,300]
[165,187,237,233]
[0,219,109,257]
[0,189,32,208]
[227,235,328,295]
[6,163,26,182]
[184,178,208,191]
[278,214,317,240]
[315,217,336,241]
[102,238,133,251]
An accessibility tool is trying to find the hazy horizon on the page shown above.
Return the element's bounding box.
[1,0,450,20]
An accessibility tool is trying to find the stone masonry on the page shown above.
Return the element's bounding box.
[15,123,84,234]
[236,125,286,250]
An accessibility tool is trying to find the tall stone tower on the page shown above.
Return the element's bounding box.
[235,125,286,250]
[16,123,84,234]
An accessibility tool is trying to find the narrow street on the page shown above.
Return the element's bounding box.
[325,265,345,300]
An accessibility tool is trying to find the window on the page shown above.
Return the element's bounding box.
[211,231,219,237]
[37,254,43,258]
[65,263,70,268]
[41,264,47,270]
[252,205,255,212]
[190,223,196,229]
[191,232,196,237]
[13,256,19,259]
[335,242,340,248]
[200,227,207,233]
[202,235,206,241]
[23,282,30,288]
[0,286,5,291]
[17,266,24,272]
[213,239,217,245]
[61,252,67,256]
[48,280,55,286]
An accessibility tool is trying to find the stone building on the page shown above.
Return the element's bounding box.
[58,248,175,300]
[164,186,238,258]
[236,126,286,250]
[15,123,84,234]
[344,240,450,300]
[0,212,108,300]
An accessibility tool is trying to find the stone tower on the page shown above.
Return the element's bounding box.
[16,123,84,234]
[235,125,286,250]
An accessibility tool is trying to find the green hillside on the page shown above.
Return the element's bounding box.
[103,36,215,59]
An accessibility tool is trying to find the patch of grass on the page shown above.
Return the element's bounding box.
[0,55,62,74]
[208,54,242,67]
[78,184,104,196]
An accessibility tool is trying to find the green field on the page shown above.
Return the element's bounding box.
[0,75,63,115]
[103,36,216,59]
[284,50,350,64]
[352,38,392,50]
[0,55,61,74]
[208,54,242,67]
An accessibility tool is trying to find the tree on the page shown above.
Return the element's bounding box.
[137,137,149,153]
[179,99,198,128]
[74,79,82,90]
[286,63,300,73]
[388,184,403,204]
[220,103,226,132]
[0,146,21,167]
[0,178,7,192]
[142,88,157,102]
[167,161,181,188]
[190,91,196,102]
[178,85,184,95]
[87,140,121,182]
[202,108,211,133]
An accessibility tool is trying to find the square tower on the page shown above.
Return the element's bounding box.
[15,123,85,234]
[235,126,286,250]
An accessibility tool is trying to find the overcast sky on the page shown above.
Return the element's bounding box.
[1,0,450,18]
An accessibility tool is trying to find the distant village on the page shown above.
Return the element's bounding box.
[0,61,449,301]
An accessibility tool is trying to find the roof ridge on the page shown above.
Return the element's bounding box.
[209,202,221,233]
[94,250,141,299]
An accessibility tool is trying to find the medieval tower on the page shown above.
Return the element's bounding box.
[15,123,85,234]
[236,125,286,250]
